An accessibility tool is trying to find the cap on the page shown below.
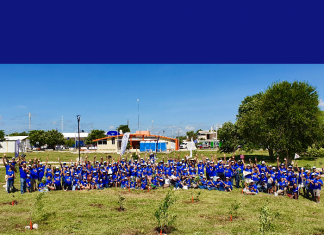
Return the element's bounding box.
[272,167,276,170]
[313,166,316,169]
[288,165,292,168]
[226,177,230,179]
[261,161,265,164]
[63,162,66,165]
[12,157,15,160]
[55,172,59,175]
[56,166,59,169]
[203,176,206,178]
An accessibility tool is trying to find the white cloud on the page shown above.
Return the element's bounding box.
[185,125,195,131]
[0,115,2,119]
[109,126,114,130]
[17,105,26,109]
[319,99,324,107]
[52,121,57,124]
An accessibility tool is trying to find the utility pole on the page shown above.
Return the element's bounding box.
[77,115,81,163]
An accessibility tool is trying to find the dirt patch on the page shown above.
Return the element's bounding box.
[154,226,175,234]
[1,200,18,206]
[14,224,25,232]
[115,207,126,212]
[183,200,199,204]
[90,203,104,208]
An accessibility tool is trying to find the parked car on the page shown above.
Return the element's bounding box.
[179,143,187,149]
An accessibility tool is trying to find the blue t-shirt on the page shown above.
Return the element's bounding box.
[19,166,27,179]
[7,171,14,181]
[314,179,323,190]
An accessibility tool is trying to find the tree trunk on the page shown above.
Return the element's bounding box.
[268,148,274,160]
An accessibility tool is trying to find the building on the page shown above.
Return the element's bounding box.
[63,132,89,147]
[93,131,179,152]
[0,136,30,153]
[197,130,217,141]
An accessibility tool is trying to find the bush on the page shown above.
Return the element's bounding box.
[32,193,51,222]
[259,200,273,234]
[154,189,177,233]
[229,199,241,218]
[306,147,324,158]
[132,152,139,161]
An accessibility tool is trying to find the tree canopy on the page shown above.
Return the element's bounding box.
[85,129,106,145]
[116,125,130,134]
[0,130,4,140]
[29,129,65,149]
[8,131,29,136]
[237,80,324,163]
[218,121,242,153]
[186,131,197,140]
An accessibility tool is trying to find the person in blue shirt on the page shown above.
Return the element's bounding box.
[26,174,32,193]
[3,155,17,193]
[6,166,15,194]
[37,163,45,183]
[291,183,299,200]
[98,179,104,190]
[46,176,55,191]
[259,173,268,192]
[64,172,72,191]
[18,157,28,194]
[207,179,215,190]
[311,174,323,203]
[30,164,39,192]
[199,176,207,189]
[307,173,316,200]
[197,160,205,176]
[214,177,225,191]
[248,181,259,195]
[130,176,136,189]
[140,176,147,190]
[224,177,233,192]
[277,178,287,196]
[54,172,62,190]
[234,160,244,188]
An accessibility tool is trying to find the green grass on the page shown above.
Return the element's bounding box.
[0,175,324,235]
[1,151,324,234]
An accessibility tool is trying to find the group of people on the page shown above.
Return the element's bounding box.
[2,152,323,203]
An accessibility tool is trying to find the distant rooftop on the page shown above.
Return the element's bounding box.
[4,136,29,141]
[63,133,89,138]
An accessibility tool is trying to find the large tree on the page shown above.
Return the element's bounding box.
[44,129,65,149]
[29,130,46,147]
[85,129,106,145]
[9,131,29,136]
[237,81,324,163]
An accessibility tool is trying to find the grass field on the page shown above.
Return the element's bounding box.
[1,151,324,235]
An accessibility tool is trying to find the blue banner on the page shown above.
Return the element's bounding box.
[15,139,20,158]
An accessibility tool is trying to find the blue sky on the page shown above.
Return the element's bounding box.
[1,64,324,137]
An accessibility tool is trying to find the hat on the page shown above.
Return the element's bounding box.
[104,161,107,163]
[100,179,102,181]
[313,166,316,169]
[55,172,59,175]
[9,160,12,163]
[288,165,292,168]
[249,179,254,183]
[67,172,70,174]
[282,170,286,173]
[261,173,264,175]
[247,164,251,167]
[238,160,242,163]
[56,166,59,169]
[261,161,265,164]
[102,170,106,173]
[182,159,184,161]
[63,162,66,165]
[200,173,203,175]
[100,165,104,168]
[27,174,30,177]
[203,176,206,178]
[226,177,230,179]
[272,167,276,170]
[12,157,15,160]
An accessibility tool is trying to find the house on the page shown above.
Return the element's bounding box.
[93,131,179,152]
[0,136,30,153]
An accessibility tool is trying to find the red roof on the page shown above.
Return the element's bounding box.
[92,134,177,142]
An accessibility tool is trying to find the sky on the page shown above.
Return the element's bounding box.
[1,64,324,137]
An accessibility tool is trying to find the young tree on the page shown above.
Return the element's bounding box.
[85,129,106,145]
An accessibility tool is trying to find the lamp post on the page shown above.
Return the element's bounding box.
[137,99,139,130]
[77,115,81,163]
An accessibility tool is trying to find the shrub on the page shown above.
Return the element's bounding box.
[259,200,273,234]
[306,147,324,158]
[118,195,125,211]
[229,199,241,218]
[154,189,177,233]
[32,193,51,222]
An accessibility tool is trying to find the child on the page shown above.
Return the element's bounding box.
[224,177,233,192]
[26,174,31,193]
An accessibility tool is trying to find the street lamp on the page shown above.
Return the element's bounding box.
[77,115,81,163]
[137,99,139,130]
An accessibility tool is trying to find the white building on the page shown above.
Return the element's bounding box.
[0,136,30,153]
